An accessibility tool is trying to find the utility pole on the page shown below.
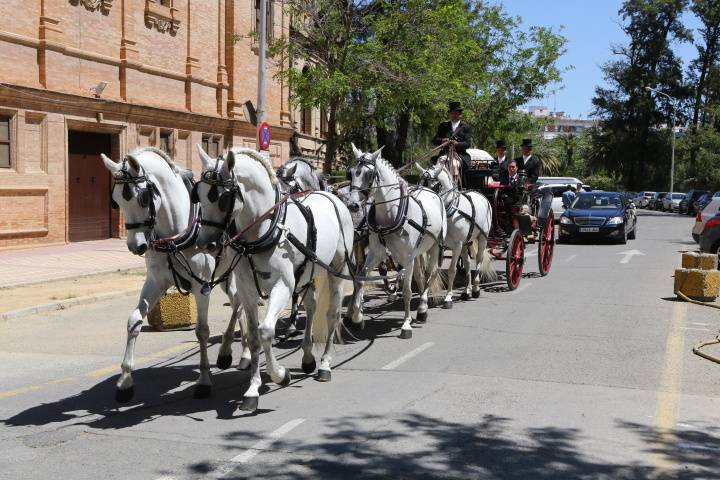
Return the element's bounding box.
[257,0,268,153]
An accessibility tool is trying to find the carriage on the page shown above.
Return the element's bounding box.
[462,149,556,291]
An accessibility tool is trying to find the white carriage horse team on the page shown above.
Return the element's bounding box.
[101,142,494,412]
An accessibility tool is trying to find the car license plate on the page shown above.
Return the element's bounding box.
[579,227,599,232]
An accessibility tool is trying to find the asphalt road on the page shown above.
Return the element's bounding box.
[1,210,719,480]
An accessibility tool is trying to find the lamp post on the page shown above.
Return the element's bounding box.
[645,86,677,194]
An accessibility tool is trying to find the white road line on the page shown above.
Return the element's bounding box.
[154,476,177,480]
[381,342,435,370]
[688,322,710,327]
[508,282,532,295]
[564,254,577,263]
[680,327,709,331]
[230,418,306,464]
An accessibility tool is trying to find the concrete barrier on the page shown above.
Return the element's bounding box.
[681,252,717,270]
[674,268,720,302]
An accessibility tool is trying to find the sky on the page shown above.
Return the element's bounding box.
[495,0,703,119]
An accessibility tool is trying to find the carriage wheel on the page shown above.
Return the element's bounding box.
[537,210,555,276]
[505,229,525,291]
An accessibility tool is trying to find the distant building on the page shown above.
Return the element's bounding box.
[527,106,598,140]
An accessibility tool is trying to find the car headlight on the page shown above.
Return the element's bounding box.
[606,216,624,225]
[560,216,573,225]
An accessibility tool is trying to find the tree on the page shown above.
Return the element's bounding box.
[591,0,691,190]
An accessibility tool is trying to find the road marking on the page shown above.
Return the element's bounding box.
[653,300,687,472]
[617,249,645,264]
[688,322,709,327]
[564,254,577,263]
[381,342,435,370]
[508,282,532,296]
[0,384,43,399]
[680,327,709,332]
[230,418,306,464]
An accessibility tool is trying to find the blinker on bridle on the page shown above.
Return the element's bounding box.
[191,160,244,230]
[110,160,158,230]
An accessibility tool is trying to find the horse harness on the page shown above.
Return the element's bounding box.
[445,189,487,245]
[110,161,159,231]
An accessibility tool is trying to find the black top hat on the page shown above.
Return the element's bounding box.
[495,139,506,149]
[448,102,463,113]
[521,138,533,148]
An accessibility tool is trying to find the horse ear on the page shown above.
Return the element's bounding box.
[351,143,363,160]
[225,150,236,171]
[369,146,384,164]
[415,162,426,175]
[286,163,297,178]
[126,154,141,173]
[196,144,213,170]
[100,153,121,173]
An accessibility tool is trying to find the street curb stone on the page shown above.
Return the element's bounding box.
[0,288,140,322]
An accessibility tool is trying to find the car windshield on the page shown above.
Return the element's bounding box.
[644,192,656,197]
[672,193,685,199]
[572,194,623,209]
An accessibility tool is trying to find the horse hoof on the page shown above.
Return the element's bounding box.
[216,354,232,370]
[239,396,258,412]
[237,358,251,371]
[193,384,212,399]
[415,311,428,323]
[115,386,134,404]
[472,290,480,299]
[460,292,470,301]
[343,316,362,330]
[279,369,292,386]
[388,294,398,303]
[442,300,453,309]
[301,358,316,374]
[399,329,412,339]
[316,369,331,382]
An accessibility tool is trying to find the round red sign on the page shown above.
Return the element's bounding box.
[258,122,271,150]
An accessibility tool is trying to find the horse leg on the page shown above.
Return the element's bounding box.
[258,279,293,385]
[472,236,493,298]
[413,255,428,321]
[239,303,262,411]
[216,304,240,370]
[349,247,382,325]
[300,284,317,375]
[191,291,212,398]
[460,244,472,300]
[444,245,461,308]
[116,277,167,403]
[399,259,415,339]
[317,273,345,382]
[286,291,300,337]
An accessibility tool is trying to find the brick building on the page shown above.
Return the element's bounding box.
[0,0,325,249]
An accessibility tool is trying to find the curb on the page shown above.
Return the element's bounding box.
[0,288,140,321]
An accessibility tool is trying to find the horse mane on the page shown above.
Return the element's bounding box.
[231,147,278,185]
[288,156,318,170]
[376,156,404,184]
[130,147,181,174]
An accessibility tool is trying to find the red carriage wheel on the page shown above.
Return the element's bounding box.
[538,210,555,276]
[505,229,525,290]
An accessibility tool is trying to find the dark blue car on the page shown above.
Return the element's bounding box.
[558,192,638,244]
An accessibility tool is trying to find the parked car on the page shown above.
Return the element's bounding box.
[692,197,720,242]
[650,192,668,210]
[662,192,685,212]
[635,191,656,208]
[699,212,720,259]
[693,191,720,214]
[680,189,710,215]
[536,177,585,220]
[558,192,637,244]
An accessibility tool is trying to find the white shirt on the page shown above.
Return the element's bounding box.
[450,120,460,132]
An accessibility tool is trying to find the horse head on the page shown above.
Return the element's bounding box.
[101,152,160,256]
[346,146,383,213]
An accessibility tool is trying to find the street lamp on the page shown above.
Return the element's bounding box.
[645,86,677,194]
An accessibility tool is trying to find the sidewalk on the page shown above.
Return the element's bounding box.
[0,239,145,289]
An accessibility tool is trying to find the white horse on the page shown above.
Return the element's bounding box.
[346,145,447,339]
[100,147,244,402]
[417,162,496,305]
[194,146,355,411]
[276,157,326,193]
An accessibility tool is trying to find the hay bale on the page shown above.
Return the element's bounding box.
[674,268,720,302]
[148,290,197,331]
[681,252,717,270]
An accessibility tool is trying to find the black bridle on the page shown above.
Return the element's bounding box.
[190,159,244,231]
[110,161,158,231]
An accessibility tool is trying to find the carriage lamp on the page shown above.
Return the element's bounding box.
[606,217,624,225]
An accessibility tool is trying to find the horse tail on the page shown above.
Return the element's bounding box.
[476,235,497,283]
[312,271,332,346]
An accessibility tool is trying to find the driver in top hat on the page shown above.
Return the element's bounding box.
[431,102,472,175]
[515,138,541,184]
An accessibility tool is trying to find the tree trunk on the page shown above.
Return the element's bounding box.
[393,110,411,169]
[323,100,339,174]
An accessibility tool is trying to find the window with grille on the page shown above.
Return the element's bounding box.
[301,106,312,135]
[149,0,172,6]
[0,116,10,168]
[159,131,172,155]
[202,135,221,158]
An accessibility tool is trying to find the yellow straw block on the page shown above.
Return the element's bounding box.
[681,252,718,270]
[674,268,720,302]
[148,291,198,330]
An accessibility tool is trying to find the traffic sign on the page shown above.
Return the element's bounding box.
[258,121,271,150]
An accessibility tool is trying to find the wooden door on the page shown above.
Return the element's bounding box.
[68,133,111,242]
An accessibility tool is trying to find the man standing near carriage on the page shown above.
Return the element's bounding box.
[432,102,472,187]
[515,138,541,184]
